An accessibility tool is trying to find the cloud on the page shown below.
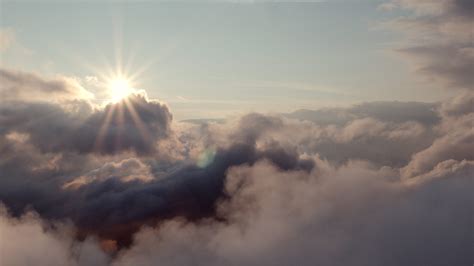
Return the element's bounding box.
[402,93,474,178]
[0,69,473,265]
[0,100,314,248]
[0,93,172,155]
[63,158,155,189]
[274,104,437,167]
[0,68,94,101]
[286,101,440,126]
[111,159,472,266]
[0,28,15,52]
[382,0,474,90]
[440,91,474,117]
[0,205,108,266]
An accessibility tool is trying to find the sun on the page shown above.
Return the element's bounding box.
[107,77,134,103]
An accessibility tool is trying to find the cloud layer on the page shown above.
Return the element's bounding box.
[1,67,472,265]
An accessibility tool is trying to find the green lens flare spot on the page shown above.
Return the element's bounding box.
[196,148,216,168]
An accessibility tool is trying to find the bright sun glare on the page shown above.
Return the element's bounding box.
[108,77,134,103]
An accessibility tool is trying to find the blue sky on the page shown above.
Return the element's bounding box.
[0,1,451,119]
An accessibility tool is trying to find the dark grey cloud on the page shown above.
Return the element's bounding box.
[85,94,172,155]
[0,94,172,155]
[451,0,474,17]
[0,109,314,248]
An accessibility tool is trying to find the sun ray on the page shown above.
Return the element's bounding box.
[94,104,115,151]
[123,98,152,143]
[115,101,126,151]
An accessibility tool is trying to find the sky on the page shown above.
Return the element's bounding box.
[0,0,452,119]
[0,1,473,266]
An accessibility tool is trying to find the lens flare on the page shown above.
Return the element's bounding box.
[196,148,216,168]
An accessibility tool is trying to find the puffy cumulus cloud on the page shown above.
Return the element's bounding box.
[402,127,474,178]
[1,67,473,265]
[86,94,172,155]
[440,91,474,117]
[382,0,474,90]
[402,92,474,178]
[0,68,94,101]
[0,93,172,155]
[181,104,438,170]
[272,103,438,167]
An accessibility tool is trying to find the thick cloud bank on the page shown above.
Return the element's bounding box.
[1,69,472,265]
